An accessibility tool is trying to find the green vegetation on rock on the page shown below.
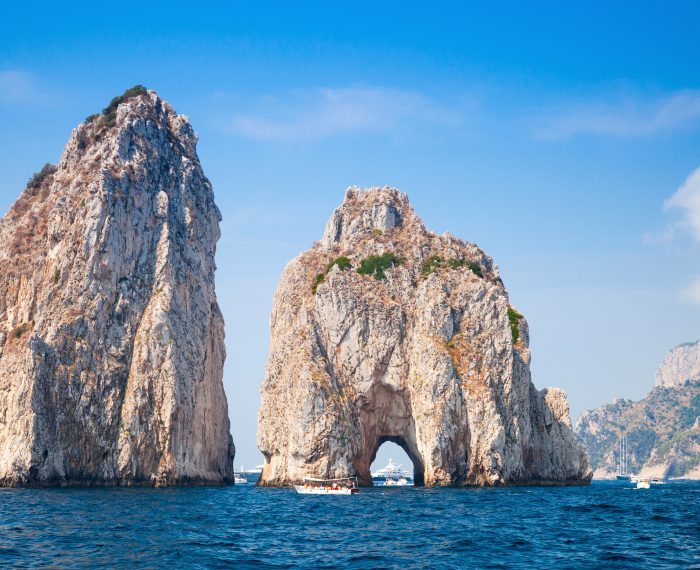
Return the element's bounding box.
[311,273,325,295]
[420,255,483,278]
[421,255,443,274]
[577,380,700,479]
[82,86,150,145]
[357,252,403,280]
[26,164,57,191]
[312,256,353,294]
[101,85,148,128]
[326,256,351,272]
[507,307,523,343]
[467,261,483,278]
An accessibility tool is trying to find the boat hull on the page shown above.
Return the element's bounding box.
[294,485,356,495]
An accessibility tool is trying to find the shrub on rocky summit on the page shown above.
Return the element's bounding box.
[85,85,149,129]
[357,252,403,280]
[26,163,57,191]
[101,85,148,127]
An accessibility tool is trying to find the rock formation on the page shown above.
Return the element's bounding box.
[578,343,700,480]
[257,187,590,486]
[0,86,234,486]
[655,340,700,388]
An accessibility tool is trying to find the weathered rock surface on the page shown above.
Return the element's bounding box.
[257,187,590,486]
[578,342,700,480]
[0,87,234,486]
[655,340,700,388]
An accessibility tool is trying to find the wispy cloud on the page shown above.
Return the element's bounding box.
[657,167,700,305]
[682,277,700,305]
[664,167,700,243]
[535,90,700,140]
[227,87,464,141]
[0,71,38,103]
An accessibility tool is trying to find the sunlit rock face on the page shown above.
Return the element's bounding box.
[655,340,700,388]
[0,88,234,486]
[257,187,590,486]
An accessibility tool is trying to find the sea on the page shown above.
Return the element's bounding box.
[0,480,698,568]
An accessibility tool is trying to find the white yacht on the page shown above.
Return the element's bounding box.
[371,459,413,486]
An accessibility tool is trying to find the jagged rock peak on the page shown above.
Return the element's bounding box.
[655,340,700,388]
[321,186,414,249]
[258,187,591,487]
[0,86,234,486]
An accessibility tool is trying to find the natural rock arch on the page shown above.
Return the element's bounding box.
[257,187,590,487]
[368,436,426,487]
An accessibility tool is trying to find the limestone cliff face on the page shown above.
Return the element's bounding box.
[578,340,700,480]
[655,340,700,388]
[0,87,234,486]
[257,187,590,486]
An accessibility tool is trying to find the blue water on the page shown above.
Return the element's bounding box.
[1,481,698,568]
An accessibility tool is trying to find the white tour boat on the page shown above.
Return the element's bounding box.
[294,477,359,495]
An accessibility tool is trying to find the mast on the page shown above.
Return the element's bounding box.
[618,437,622,475]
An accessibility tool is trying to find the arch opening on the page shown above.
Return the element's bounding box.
[368,436,425,487]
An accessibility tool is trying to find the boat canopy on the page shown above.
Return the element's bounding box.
[302,476,358,483]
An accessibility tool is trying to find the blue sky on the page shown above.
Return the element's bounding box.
[1,2,699,469]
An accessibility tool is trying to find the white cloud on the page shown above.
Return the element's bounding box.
[660,168,700,305]
[227,86,463,141]
[664,167,700,243]
[682,277,700,305]
[0,71,37,103]
[535,90,700,140]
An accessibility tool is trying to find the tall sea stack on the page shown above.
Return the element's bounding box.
[0,87,234,486]
[258,187,591,486]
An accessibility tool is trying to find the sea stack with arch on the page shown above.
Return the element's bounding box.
[257,186,591,486]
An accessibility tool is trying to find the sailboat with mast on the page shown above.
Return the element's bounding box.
[616,436,632,481]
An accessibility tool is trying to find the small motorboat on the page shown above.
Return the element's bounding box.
[294,477,359,495]
[636,478,651,489]
[383,476,409,486]
[234,465,250,484]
